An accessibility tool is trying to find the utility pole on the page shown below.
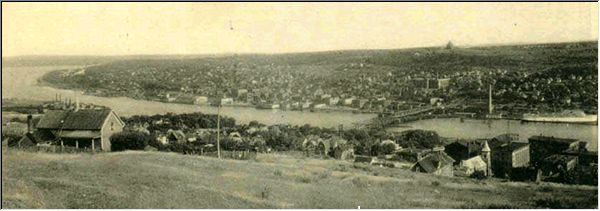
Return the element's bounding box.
[488,84,493,115]
[216,100,222,159]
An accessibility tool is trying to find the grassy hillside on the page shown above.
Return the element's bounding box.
[2,148,597,208]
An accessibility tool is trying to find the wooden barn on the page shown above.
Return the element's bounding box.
[36,109,125,151]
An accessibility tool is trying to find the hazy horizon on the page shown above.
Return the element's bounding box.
[2,39,598,59]
[3,3,598,57]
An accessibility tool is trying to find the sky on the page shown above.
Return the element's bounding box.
[2,2,598,57]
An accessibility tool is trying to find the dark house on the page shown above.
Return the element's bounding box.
[539,154,578,179]
[489,133,519,148]
[36,109,125,151]
[16,114,48,147]
[444,139,484,164]
[561,142,598,166]
[529,136,579,167]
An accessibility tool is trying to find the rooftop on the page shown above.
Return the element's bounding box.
[415,153,455,173]
[497,142,529,152]
[528,136,579,144]
[37,109,120,130]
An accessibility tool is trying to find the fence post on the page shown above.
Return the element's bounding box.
[91,139,95,153]
[76,141,79,149]
[60,140,64,153]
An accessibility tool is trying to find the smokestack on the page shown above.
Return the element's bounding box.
[27,114,33,134]
[488,84,493,115]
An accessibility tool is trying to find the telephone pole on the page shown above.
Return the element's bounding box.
[216,100,222,159]
[488,84,494,115]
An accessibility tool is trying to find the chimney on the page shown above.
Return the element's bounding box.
[27,114,33,134]
[488,84,493,115]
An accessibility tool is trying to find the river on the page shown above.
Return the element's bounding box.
[388,118,597,150]
[2,65,597,150]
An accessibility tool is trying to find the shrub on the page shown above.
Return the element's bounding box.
[431,181,441,186]
[296,175,312,183]
[351,176,369,188]
[537,185,553,192]
[168,142,201,154]
[260,185,270,199]
[352,163,372,172]
[396,130,443,149]
[148,139,169,151]
[336,164,348,172]
[535,197,589,209]
[316,171,331,179]
[470,170,487,180]
[379,142,397,155]
[110,131,151,151]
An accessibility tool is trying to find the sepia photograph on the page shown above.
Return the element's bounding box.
[1,2,598,209]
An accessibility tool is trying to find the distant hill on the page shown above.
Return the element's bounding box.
[35,41,598,111]
[2,55,118,67]
[1,54,225,67]
[6,41,597,69]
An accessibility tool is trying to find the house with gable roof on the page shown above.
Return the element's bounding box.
[36,109,125,151]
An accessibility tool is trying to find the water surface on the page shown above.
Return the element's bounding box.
[389,118,598,151]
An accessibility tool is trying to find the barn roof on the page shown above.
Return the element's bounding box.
[37,109,120,130]
[58,130,102,139]
[415,153,455,173]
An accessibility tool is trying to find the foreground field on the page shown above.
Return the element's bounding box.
[2,149,597,208]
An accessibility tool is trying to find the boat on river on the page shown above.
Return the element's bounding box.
[521,110,597,124]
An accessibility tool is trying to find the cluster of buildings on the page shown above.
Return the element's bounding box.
[349,133,597,184]
[69,59,461,113]
[158,76,452,115]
